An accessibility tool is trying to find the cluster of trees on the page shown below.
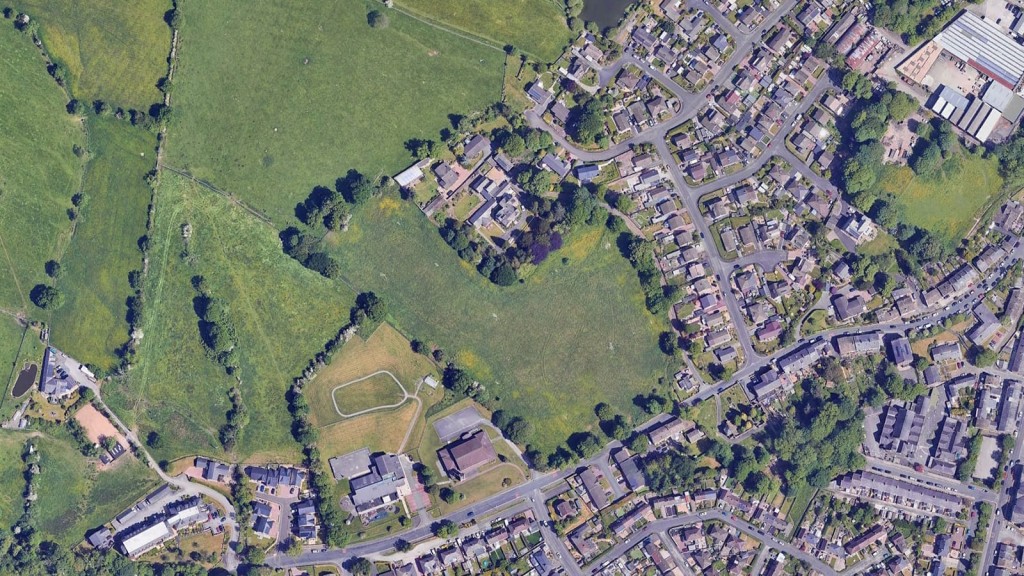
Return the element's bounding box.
[869,0,970,45]
[219,386,248,451]
[350,291,386,332]
[956,429,983,481]
[994,127,1024,186]
[439,184,603,285]
[567,94,613,147]
[492,123,554,160]
[438,218,516,285]
[761,377,866,495]
[618,233,680,314]
[279,227,341,279]
[492,410,534,444]
[191,276,239,373]
[840,87,953,267]
[642,450,707,492]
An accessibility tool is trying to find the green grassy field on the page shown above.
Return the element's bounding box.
[105,174,354,464]
[0,433,26,528]
[48,118,156,371]
[164,0,504,222]
[0,23,84,315]
[878,151,1003,245]
[333,373,407,416]
[307,323,437,428]
[329,196,670,454]
[395,0,573,61]
[12,0,172,110]
[33,433,160,547]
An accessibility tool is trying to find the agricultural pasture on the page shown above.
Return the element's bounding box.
[332,372,407,416]
[328,197,670,454]
[49,117,156,371]
[104,174,353,463]
[12,0,172,109]
[307,323,438,428]
[0,22,84,315]
[164,0,504,222]
[395,0,573,61]
[33,432,160,547]
[0,433,25,528]
[877,152,1002,245]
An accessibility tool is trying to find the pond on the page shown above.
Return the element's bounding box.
[11,363,38,397]
[581,0,634,30]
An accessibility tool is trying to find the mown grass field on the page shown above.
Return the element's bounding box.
[395,0,572,61]
[330,197,670,454]
[164,0,504,222]
[49,117,156,371]
[105,174,354,464]
[34,433,160,547]
[0,22,83,315]
[333,373,407,416]
[307,323,438,428]
[878,151,1002,245]
[12,0,171,110]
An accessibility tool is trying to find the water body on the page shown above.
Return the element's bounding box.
[11,363,37,397]
[581,0,633,30]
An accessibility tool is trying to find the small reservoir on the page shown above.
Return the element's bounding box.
[11,363,38,397]
[581,0,633,30]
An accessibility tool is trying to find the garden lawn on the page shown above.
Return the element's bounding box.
[33,433,159,547]
[0,23,84,315]
[49,117,156,371]
[104,174,353,464]
[877,152,1002,245]
[307,323,438,428]
[329,197,670,455]
[333,373,407,416]
[12,0,171,110]
[165,0,504,222]
[395,0,572,61]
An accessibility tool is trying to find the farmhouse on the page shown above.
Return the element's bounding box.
[438,430,497,481]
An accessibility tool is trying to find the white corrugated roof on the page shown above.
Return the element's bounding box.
[936,11,1024,89]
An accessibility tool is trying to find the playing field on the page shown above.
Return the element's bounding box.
[878,152,1003,245]
[307,323,438,428]
[33,433,160,547]
[333,372,407,416]
[164,0,504,222]
[12,0,172,110]
[395,0,573,61]
[49,117,156,371]
[0,23,84,315]
[329,197,670,454]
[104,174,354,463]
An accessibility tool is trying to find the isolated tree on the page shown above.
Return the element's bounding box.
[432,519,458,539]
[367,9,389,28]
[349,557,373,576]
[30,284,64,309]
[490,263,517,286]
[147,431,163,449]
[44,260,62,279]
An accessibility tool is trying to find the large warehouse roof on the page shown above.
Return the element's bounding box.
[936,10,1024,90]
